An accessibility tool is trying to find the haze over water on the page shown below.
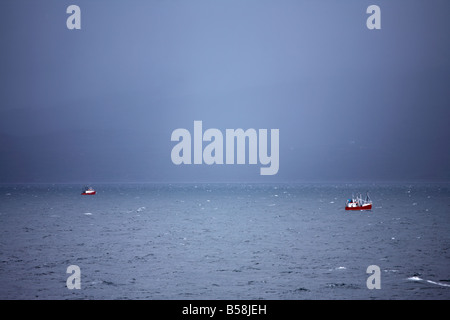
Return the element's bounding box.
[0,1,449,301]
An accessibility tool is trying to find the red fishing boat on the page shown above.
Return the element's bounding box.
[345,193,372,210]
[81,186,96,195]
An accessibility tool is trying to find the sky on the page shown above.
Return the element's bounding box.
[0,0,449,183]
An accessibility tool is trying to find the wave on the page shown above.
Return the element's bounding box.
[408,276,450,287]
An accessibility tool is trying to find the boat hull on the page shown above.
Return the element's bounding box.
[81,191,96,195]
[345,204,372,210]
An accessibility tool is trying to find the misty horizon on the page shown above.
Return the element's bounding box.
[1,1,449,184]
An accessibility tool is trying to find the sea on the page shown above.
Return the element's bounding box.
[0,183,449,300]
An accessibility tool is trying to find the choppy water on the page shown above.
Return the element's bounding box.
[0,183,449,300]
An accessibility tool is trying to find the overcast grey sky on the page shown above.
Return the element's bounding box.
[0,0,449,183]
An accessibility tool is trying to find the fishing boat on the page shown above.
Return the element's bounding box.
[81,186,96,195]
[345,193,372,210]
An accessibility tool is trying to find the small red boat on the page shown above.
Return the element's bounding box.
[81,186,96,195]
[345,193,372,210]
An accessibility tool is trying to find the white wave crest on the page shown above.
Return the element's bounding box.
[408,276,450,287]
